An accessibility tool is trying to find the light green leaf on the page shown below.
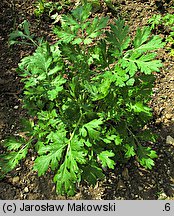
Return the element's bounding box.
[126,78,135,86]
[48,65,63,76]
[114,65,129,87]
[33,155,51,176]
[54,163,77,196]
[139,158,155,169]
[72,37,83,45]
[147,148,158,159]
[3,137,23,151]
[98,150,115,169]
[47,75,66,100]
[138,35,165,52]
[130,102,152,114]
[125,144,136,158]
[119,58,137,77]
[84,38,93,44]
[136,59,163,74]
[80,127,87,137]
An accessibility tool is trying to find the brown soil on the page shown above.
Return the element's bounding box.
[0,0,174,200]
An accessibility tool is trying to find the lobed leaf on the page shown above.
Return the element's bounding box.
[98,150,115,169]
[82,118,103,139]
[82,160,105,185]
[107,18,130,54]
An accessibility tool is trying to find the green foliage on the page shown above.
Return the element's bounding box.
[148,13,174,56]
[9,20,39,47]
[34,0,71,17]
[148,13,174,31]
[1,4,164,196]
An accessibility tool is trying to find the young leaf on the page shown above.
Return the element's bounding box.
[98,150,115,169]
[3,137,23,151]
[124,144,136,158]
[0,143,29,178]
[130,102,152,114]
[114,65,129,87]
[137,146,157,169]
[139,158,155,169]
[33,155,51,176]
[47,75,66,101]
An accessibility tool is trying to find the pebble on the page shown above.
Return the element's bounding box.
[166,135,174,145]
[165,114,173,120]
[24,187,29,193]
[11,124,15,129]
[158,192,167,200]
[122,168,129,180]
[12,176,20,184]
[155,118,162,124]
[138,186,143,191]
[14,106,19,109]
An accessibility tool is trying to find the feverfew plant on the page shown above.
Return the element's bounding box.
[0,4,164,196]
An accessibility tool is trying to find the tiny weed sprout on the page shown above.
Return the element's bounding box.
[0,4,165,196]
[9,20,39,47]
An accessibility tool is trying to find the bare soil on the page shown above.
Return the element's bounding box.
[0,0,174,200]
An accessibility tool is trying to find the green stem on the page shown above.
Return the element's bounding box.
[69,110,83,143]
[126,124,141,148]
[24,35,38,47]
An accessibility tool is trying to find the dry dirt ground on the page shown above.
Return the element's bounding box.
[0,0,174,200]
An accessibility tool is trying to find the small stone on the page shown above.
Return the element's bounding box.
[138,186,143,191]
[155,118,162,124]
[164,119,169,124]
[158,192,167,200]
[131,193,134,197]
[166,136,174,145]
[122,168,129,180]
[165,114,173,120]
[14,106,19,110]
[24,187,29,193]
[12,176,20,184]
